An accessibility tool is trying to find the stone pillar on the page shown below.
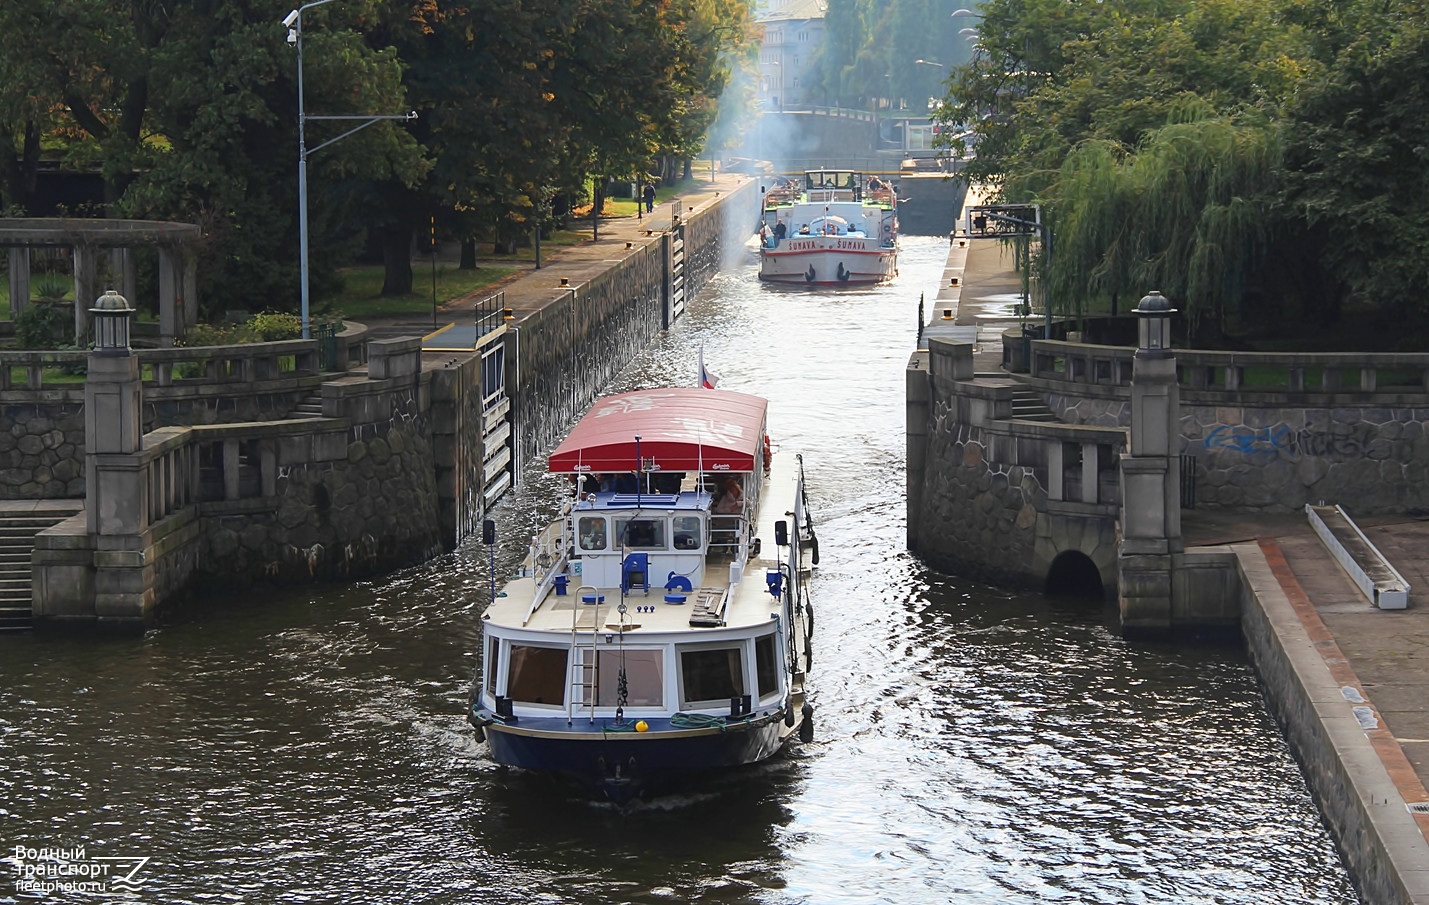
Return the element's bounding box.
[183,251,198,338]
[158,245,179,347]
[109,248,138,309]
[84,292,150,630]
[1118,291,1182,637]
[72,244,97,345]
[7,247,30,318]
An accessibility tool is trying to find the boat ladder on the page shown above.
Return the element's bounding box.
[568,584,602,724]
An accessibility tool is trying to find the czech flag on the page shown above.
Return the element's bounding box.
[698,346,719,389]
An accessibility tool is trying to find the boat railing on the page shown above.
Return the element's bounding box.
[521,504,573,625]
[708,512,748,563]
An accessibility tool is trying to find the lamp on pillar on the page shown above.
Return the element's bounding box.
[1135,290,1176,357]
[90,289,134,355]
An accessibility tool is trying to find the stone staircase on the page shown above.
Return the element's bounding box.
[286,391,324,419]
[1010,386,1059,423]
[0,502,85,632]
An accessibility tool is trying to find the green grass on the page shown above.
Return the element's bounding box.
[313,228,588,319]
[319,263,518,320]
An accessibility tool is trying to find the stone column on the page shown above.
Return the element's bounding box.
[84,292,150,630]
[158,245,179,347]
[183,251,198,339]
[109,247,138,309]
[7,247,30,318]
[72,244,97,345]
[1118,291,1182,637]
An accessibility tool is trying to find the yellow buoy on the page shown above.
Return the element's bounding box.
[635,720,649,732]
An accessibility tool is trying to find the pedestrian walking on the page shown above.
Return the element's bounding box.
[643,183,656,214]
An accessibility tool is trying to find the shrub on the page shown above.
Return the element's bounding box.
[15,303,71,350]
[248,311,303,341]
[31,275,70,303]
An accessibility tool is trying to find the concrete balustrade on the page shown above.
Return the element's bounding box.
[1009,325,1429,401]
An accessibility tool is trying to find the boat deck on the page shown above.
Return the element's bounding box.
[484,456,805,637]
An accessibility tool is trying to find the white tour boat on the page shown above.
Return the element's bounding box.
[757,168,898,285]
[468,386,817,802]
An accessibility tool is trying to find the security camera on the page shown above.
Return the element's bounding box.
[287,28,298,45]
[282,9,299,27]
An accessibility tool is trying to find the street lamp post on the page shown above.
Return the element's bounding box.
[285,0,416,339]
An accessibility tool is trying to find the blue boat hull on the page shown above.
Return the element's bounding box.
[474,710,789,802]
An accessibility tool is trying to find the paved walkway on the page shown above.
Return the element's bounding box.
[939,205,1429,898]
[359,173,753,347]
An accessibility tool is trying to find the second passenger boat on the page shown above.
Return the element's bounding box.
[757,168,899,286]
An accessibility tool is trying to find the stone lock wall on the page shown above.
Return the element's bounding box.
[429,353,487,548]
[916,414,1046,589]
[1047,391,1429,515]
[910,341,1124,594]
[195,370,444,593]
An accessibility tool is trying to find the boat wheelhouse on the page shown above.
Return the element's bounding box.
[757,169,898,286]
[468,387,816,802]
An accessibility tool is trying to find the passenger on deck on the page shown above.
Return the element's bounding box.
[609,472,639,494]
[774,220,787,241]
[656,471,684,494]
[714,477,744,514]
[799,223,810,235]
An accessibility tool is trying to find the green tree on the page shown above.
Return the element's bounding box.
[1280,4,1429,322]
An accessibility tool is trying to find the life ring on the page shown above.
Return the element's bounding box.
[836,262,850,282]
[804,265,816,283]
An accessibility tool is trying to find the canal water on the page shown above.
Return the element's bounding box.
[0,237,1358,904]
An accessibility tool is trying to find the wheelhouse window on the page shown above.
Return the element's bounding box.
[506,645,568,706]
[578,516,608,551]
[755,633,780,699]
[672,515,702,550]
[595,649,664,707]
[485,634,500,696]
[680,646,746,707]
[615,517,666,549]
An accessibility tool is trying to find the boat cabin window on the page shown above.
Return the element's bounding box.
[578,516,608,551]
[673,515,702,550]
[595,649,664,707]
[616,517,666,549]
[755,633,780,699]
[485,634,500,696]
[506,644,568,706]
[679,646,746,707]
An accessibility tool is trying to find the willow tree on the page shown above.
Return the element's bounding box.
[1047,109,1283,340]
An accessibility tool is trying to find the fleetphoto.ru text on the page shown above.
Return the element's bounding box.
[10,845,149,896]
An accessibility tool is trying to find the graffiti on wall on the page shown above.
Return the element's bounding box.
[1203,424,1370,460]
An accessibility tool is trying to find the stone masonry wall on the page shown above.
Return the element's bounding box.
[916,391,1048,590]
[194,379,444,593]
[0,382,318,502]
[1048,391,1429,514]
[0,400,86,498]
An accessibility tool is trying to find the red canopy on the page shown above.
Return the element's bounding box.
[549,388,767,474]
